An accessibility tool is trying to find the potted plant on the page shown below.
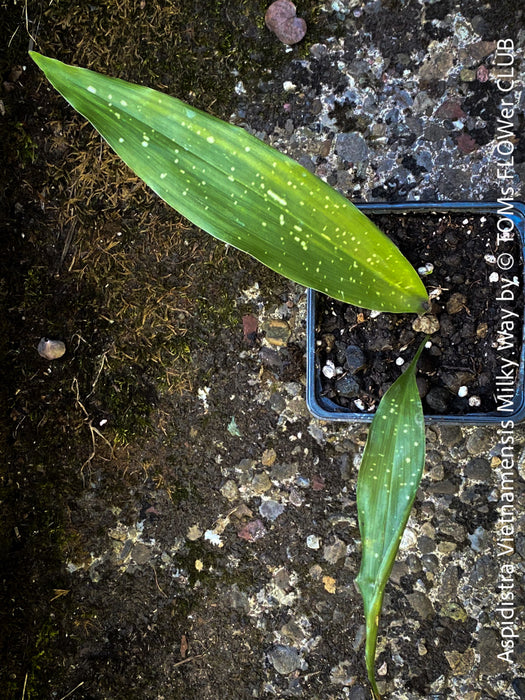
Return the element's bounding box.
[29,53,523,699]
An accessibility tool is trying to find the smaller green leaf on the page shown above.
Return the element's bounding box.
[355,339,427,699]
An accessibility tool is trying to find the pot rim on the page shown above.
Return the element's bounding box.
[306,200,525,424]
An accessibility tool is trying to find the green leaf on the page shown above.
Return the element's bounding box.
[355,339,427,699]
[30,52,428,314]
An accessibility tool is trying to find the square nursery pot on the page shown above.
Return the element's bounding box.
[306,201,525,425]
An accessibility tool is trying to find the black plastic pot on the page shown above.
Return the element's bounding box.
[306,201,525,424]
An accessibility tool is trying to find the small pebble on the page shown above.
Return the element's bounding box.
[412,314,440,334]
[468,396,481,407]
[306,534,321,549]
[187,525,203,541]
[344,344,365,372]
[425,387,450,413]
[265,1,306,45]
[267,645,302,674]
[335,374,359,398]
[204,530,222,547]
[399,527,417,550]
[310,43,327,59]
[395,357,405,366]
[289,487,304,506]
[323,538,347,564]
[446,293,467,314]
[259,499,285,521]
[37,338,66,360]
[322,361,337,379]
[457,386,468,398]
[417,262,434,275]
[238,519,267,541]
[220,480,239,501]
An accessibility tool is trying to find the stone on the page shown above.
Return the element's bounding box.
[435,518,466,542]
[322,575,336,593]
[465,457,491,480]
[438,425,463,447]
[271,462,297,481]
[468,555,498,587]
[466,430,493,456]
[417,536,436,554]
[441,370,475,394]
[131,542,151,565]
[242,314,258,341]
[458,40,496,66]
[265,1,306,45]
[187,525,203,541]
[444,648,475,674]
[267,645,301,674]
[412,314,440,334]
[269,391,286,413]
[460,68,476,82]
[425,387,450,413]
[259,499,285,521]
[335,374,359,398]
[263,319,291,347]
[440,602,468,622]
[310,43,327,60]
[220,479,239,501]
[260,347,284,372]
[412,91,434,115]
[419,51,454,81]
[344,344,365,372]
[446,292,467,314]
[323,538,347,564]
[456,132,478,154]
[237,519,267,541]
[261,448,277,466]
[37,338,66,360]
[435,100,466,121]
[335,132,369,163]
[306,534,321,549]
[251,472,272,494]
[477,627,508,674]
[421,553,439,572]
[406,591,434,620]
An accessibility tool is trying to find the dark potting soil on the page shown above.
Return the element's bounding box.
[316,210,524,415]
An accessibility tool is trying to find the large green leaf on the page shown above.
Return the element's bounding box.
[30,52,428,314]
[355,339,427,699]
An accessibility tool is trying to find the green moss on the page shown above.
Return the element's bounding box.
[12,122,37,166]
[98,367,157,445]
[23,266,49,307]
[24,620,60,699]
